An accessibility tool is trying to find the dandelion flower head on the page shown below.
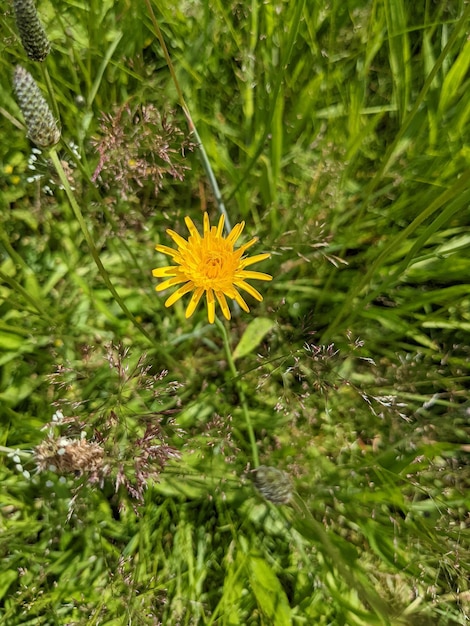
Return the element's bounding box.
[153,213,272,323]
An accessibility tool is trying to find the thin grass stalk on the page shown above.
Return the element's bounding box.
[226,0,306,205]
[286,494,393,624]
[1,229,41,274]
[143,0,232,232]
[363,3,470,199]
[48,148,174,359]
[383,0,411,124]
[322,165,470,340]
[39,64,60,127]
[316,5,470,324]
[57,143,156,301]
[215,317,259,468]
[87,33,123,108]
[0,270,54,323]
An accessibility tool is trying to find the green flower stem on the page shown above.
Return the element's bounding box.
[48,148,173,359]
[215,317,259,468]
[40,65,60,129]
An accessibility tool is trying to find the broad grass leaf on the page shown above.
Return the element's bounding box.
[0,330,25,352]
[219,549,247,625]
[438,36,470,115]
[233,317,275,361]
[384,0,411,122]
[0,570,17,600]
[362,520,410,571]
[247,555,292,626]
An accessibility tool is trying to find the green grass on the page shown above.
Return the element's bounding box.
[1,0,469,624]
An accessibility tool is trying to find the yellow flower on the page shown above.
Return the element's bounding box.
[153,213,272,323]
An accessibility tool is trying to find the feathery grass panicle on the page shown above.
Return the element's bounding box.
[153,213,272,323]
[91,104,194,203]
[13,65,60,147]
[13,0,51,62]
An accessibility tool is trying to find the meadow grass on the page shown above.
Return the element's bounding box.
[0,0,469,624]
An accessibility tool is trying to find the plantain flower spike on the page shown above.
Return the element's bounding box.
[253,465,293,504]
[13,0,51,62]
[13,65,60,148]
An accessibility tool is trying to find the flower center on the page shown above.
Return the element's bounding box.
[205,254,224,279]
[186,236,238,289]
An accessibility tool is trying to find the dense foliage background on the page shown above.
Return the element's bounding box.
[1,0,469,624]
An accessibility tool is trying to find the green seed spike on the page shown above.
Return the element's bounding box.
[13,66,60,148]
[13,0,51,61]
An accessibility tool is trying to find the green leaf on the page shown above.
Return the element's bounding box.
[247,555,292,626]
[233,317,275,360]
[0,570,17,600]
[0,330,25,352]
[219,550,247,626]
[438,36,470,115]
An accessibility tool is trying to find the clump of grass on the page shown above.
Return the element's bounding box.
[0,0,469,624]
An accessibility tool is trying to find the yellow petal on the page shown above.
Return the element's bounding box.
[167,229,190,249]
[152,266,178,277]
[238,270,272,281]
[185,216,201,241]
[203,212,210,234]
[216,214,225,237]
[226,221,245,246]
[165,282,194,307]
[215,290,231,320]
[155,276,188,292]
[232,289,250,312]
[239,253,271,268]
[236,280,263,301]
[206,288,216,323]
[155,243,178,257]
[185,286,204,318]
